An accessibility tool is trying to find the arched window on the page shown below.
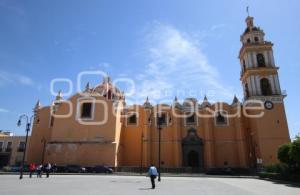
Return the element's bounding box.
[245,83,250,98]
[215,111,228,126]
[247,38,251,43]
[254,37,259,42]
[257,53,266,67]
[186,113,196,125]
[157,112,167,126]
[127,113,137,125]
[260,78,272,96]
[107,90,112,100]
[81,102,92,118]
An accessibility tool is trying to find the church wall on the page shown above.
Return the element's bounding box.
[121,106,144,166]
[33,94,123,167]
[44,143,116,166]
[26,107,52,164]
[247,102,290,165]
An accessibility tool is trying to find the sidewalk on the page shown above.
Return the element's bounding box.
[0,171,258,178]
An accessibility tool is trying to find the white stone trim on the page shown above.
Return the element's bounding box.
[263,51,269,66]
[251,76,256,96]
[267,50,272,67]
[247,53,251,68]
[268,75,275,95]
[275,75,281,94]
[253,52,257,67]
[255,75,261,96]
[271,50,275,66]
[247,77,253,96]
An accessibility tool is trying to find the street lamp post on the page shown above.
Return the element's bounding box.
[157,116,163,182]
[41,137,46,165]
[17,114,34,180]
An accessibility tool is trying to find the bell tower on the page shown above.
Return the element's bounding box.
[239,16,283,100]
[239,15,290,166]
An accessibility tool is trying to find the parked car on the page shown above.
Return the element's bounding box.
[56,165,67,173]
[93,165,113,173]
[10,165,21,172]
[84,166,94,173]
[65,165,85,173]
[2,166,12,172]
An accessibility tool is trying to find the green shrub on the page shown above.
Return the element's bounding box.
[264,163,288,174]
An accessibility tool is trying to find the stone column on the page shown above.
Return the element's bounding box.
[233,105,248,167]
[203,112,215,168]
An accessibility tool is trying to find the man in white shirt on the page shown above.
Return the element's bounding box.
[148,164,158,189]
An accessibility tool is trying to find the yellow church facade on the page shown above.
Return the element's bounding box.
[26,16,290,171]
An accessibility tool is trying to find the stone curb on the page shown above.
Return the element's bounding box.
[0,172,258,179]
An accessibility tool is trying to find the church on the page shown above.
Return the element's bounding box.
[26,16,290,171]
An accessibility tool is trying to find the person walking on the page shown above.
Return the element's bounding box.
[45,162,52,178]
[36,164,43,178]
[52,163,57,173]
[148,164,158,189]
[29,163,36,178]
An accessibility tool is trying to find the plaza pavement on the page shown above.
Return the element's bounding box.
[0,175,299,195]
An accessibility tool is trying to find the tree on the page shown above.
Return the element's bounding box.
[278,144,291,165]
[289,136,300,167]
[277,136,300,169]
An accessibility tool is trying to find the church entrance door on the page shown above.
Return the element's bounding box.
[182,128,204,170]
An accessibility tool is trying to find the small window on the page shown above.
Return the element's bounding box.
[6,142,12,152]
[186,113,196,124]
[15,156,23,166]
[157,113,167,126]
[127,113,137,125]
[254,37,259,42]
[81,102,92,118]
[247,38,251,43]
[50,116,54,127]
[18,142,26,152]
[257,53,266,67]
[215,111,228,126]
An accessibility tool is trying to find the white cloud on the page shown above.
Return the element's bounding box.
[98,62,111,68]
[0,108,9,113]
[0,71,34,86]
[210,24,226,31]
[131,23,236,104]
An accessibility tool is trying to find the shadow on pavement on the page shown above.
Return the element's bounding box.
[261,179,300,188]
[138,188,153,190]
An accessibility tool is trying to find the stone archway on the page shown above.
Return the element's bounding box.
[182,128,204,169]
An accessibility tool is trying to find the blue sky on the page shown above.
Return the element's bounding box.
[0,0,299,138]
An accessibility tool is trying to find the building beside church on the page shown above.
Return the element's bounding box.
[0,132,27,167]
[26,16,290,171]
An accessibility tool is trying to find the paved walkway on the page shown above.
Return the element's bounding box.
[0,175,299,195]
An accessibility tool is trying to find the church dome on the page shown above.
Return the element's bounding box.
[92,76,124,100]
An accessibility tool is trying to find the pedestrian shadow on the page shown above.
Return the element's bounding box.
[138,188,153,190]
